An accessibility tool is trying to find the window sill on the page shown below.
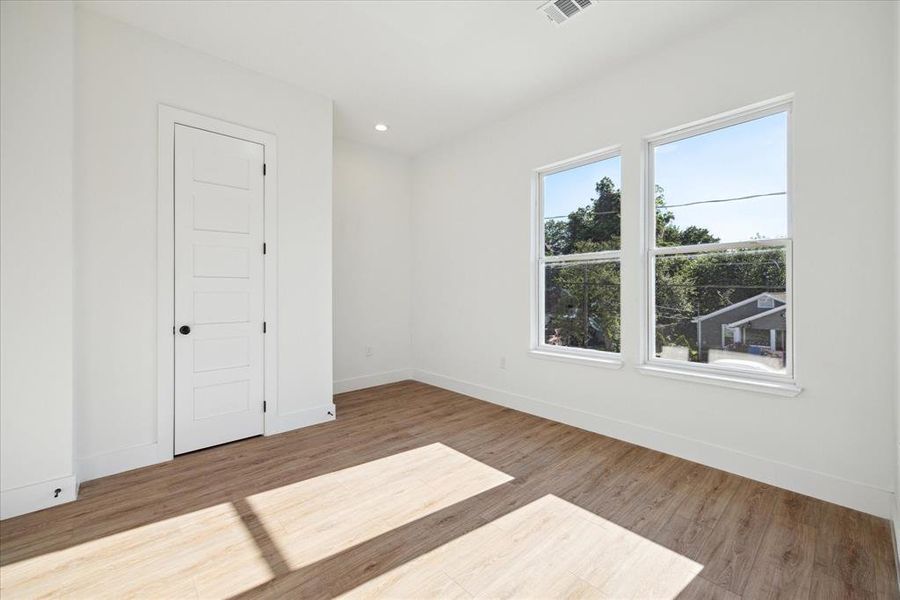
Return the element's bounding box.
[528,349,624,370]
[636,363,802,397]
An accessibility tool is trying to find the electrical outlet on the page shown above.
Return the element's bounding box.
[499,356,507,370]
[365,346,374,357]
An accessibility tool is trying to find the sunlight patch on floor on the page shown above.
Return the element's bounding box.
[0,502,271,599]
[339,494,703,599]
[0,443,512,599]
[246,442,514,570]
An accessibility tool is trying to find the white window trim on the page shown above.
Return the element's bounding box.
[530,146,624,366]
[639,95,801,396]
[528,348,624,369]
[636,363,801,397]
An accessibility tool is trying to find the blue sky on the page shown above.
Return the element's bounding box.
[543,156,621,220]
[543,112,788,243]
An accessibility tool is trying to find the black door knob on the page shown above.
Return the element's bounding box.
[179,325,191,335]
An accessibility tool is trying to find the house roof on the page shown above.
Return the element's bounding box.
[692,292,786,323]
[726,304,787,328]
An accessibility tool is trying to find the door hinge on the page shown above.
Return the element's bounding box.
[263,163,267,176]
[263,242,267,255]
[172,325,175,335]
[263,321,267,333]
[263,401,267,413]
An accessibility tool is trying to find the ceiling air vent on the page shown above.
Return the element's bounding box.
[539,0,593,25]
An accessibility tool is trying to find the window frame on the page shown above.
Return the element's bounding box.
[639,97,799,391]
[531,146,624,368]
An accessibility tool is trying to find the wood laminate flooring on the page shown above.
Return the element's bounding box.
[1,381,897,599]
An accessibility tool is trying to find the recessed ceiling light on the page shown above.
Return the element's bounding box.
[374,123,389,132]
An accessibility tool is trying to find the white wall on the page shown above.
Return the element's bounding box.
[893,0,900,539]
[333,140,412,392]
[0,1,78,518]
[411,2,897,517]
[74,10,333,479]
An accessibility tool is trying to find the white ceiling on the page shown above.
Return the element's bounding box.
[78,1,750,155]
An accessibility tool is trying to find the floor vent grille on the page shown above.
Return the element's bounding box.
[539,0,594,25]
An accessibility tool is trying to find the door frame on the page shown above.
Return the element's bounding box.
[157,104,278,462]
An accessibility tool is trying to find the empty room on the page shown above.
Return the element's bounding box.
[1,0,899,598]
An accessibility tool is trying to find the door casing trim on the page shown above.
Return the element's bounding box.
[157,104,279,462]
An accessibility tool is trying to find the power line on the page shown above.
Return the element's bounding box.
[548,284,784,291]
[544,191,785,221]
[545,210,618,220]
[658,191,785,210]
[657,284,783,289]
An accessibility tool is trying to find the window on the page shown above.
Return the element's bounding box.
[645,102,793,382]
[534,150,622,362]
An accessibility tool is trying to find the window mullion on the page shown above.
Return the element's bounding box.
[544,250,621,264]
[651,239,789,257]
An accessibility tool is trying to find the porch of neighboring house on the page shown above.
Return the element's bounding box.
[695,292,787,372]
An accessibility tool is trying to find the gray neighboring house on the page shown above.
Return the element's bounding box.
[693,292,786,356]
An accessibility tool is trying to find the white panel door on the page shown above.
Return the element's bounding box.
[174,124,265,455]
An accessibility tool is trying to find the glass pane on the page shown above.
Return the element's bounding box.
[543,155,621,255]
[545,261,620,352]
[654,248,787,374]
[654,111,788,246]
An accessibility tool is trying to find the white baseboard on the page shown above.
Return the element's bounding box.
[267,403,336,435]
[78,443,162,483]
[334,369,414,394]
[413,369,894,518]
[893,498,900,591]
[76,405,336,485]
[1,474,78,520]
